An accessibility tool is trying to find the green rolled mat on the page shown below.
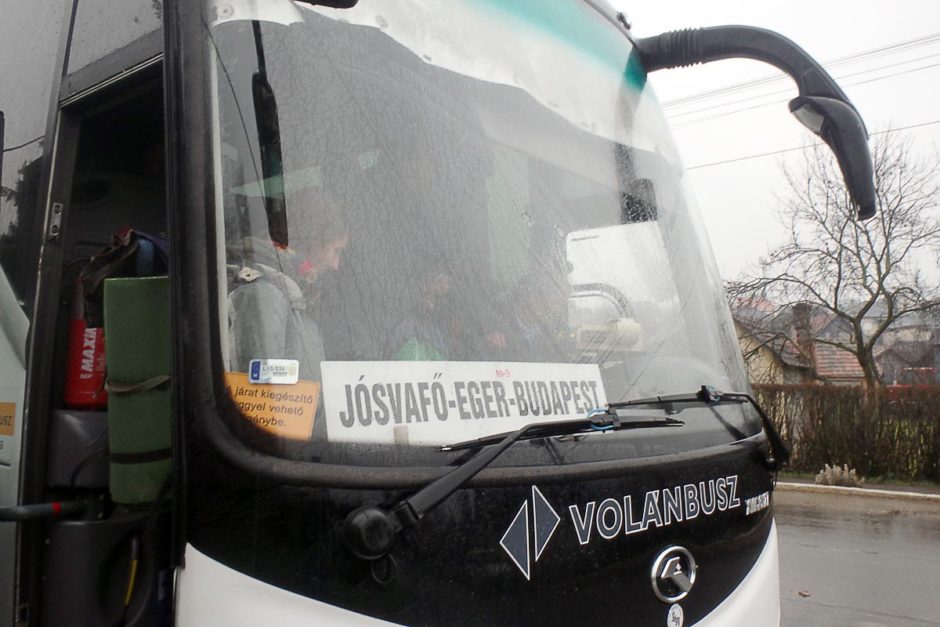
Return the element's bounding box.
[103,276,171,506]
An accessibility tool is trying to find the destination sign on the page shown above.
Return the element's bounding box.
[321,361,608,444]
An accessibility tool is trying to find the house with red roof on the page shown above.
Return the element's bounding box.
[811,343,866,385]
[733,317,812,384]
[732,300,938,386]
[732,303,865,385]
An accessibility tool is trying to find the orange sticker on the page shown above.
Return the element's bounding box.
[224,372,319,441]
[0,402,14,437]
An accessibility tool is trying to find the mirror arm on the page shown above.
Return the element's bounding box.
[636,26,876,220]
[636,27,845,100]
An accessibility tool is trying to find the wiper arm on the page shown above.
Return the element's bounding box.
[341,412,682,561]
[612,386,790,469]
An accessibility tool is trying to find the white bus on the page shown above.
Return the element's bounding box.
[0,0,873,625]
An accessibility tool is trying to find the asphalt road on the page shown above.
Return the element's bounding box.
[776,488,940,626]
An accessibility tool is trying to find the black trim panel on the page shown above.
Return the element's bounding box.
[190,438,776,625]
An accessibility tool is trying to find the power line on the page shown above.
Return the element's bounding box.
[667,51,940,121]
[686,119,940,170]
[663,32,940,109]
[844,60,940,87]
[662,31,940,109]
[671,61,940,129]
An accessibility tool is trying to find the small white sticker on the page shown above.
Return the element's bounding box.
[248,359,300,385]
[667,604,684,627]
[745,491,771,516]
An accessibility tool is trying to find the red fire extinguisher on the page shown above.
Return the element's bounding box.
[64,278,108,409]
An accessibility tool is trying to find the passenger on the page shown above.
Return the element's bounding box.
[227,186,348,381]
[390,269,509,361]
[506,271,570,360]
[389,270,450,361]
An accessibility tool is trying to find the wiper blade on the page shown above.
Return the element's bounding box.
[612,386,790,469]
[442,414,683,452]
[341,411,682,561]
[610,384,743,412]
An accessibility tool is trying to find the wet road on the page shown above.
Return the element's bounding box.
[776,489,940,626]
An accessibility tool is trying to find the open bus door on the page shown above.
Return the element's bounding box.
[1,2,171,624]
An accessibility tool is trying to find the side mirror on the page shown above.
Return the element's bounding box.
[636,27,876,220]
[788,95,873,218]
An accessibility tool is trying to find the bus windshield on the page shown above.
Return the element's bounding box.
[208,0,757,453]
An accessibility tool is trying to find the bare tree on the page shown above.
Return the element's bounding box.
[728,132,940,388]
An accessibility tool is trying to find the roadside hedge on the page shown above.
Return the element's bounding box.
[752,384,940,482]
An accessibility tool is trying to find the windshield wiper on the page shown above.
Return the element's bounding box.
[611,385,790,469]
[341,411,682,561]
[441,414,683,452]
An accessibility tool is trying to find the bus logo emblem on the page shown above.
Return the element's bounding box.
[651,546,697,603]
[499,486,560,580]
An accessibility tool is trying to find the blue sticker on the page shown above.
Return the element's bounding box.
[248,359,300,385]
[249,360,263,383]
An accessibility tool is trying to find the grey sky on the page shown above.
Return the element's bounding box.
[611,1,940,280]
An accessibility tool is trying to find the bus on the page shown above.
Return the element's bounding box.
[0,0,873,625]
